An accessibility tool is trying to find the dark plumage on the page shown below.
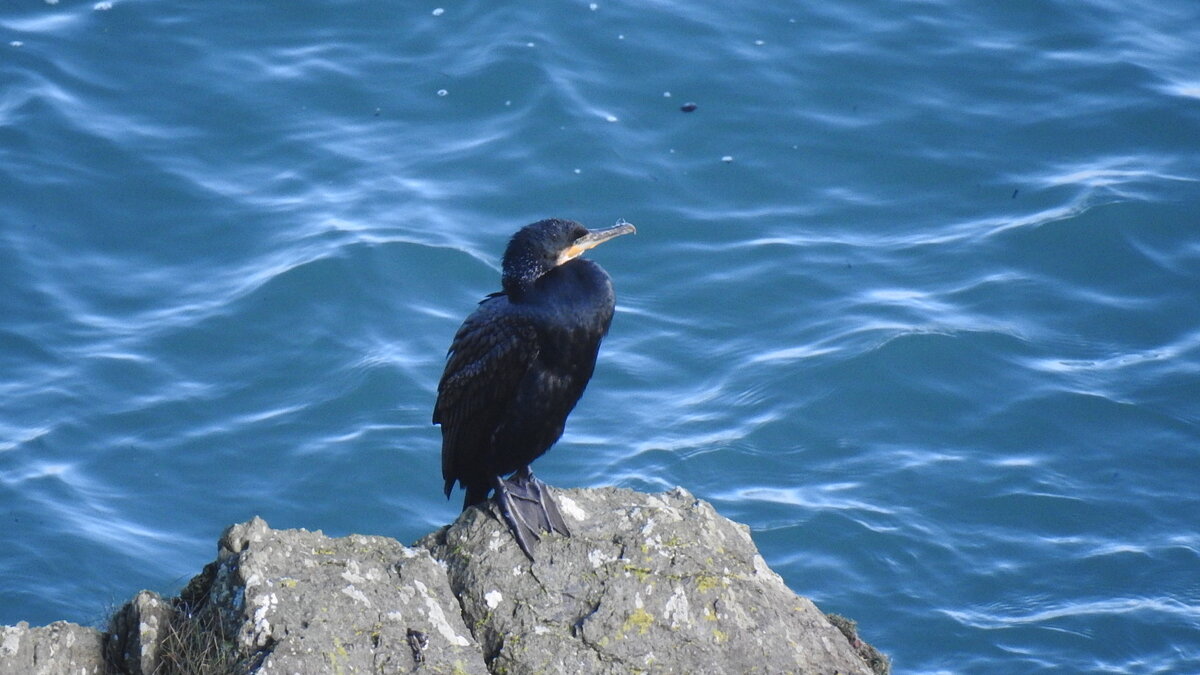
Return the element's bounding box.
[433,218,635,559]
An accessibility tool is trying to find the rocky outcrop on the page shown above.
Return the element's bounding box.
[421,487,881,675]
[154,516,488,674]
[1,487,888,675]
[0,621,105,675]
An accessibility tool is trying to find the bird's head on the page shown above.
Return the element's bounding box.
[501,218,636,296]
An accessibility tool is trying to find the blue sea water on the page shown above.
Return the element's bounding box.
[2,0,1199,672]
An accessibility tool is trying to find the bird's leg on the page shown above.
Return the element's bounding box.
[491,474,541,561]
[508,467,571,538]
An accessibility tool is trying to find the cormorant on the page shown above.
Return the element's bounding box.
[433,218,635,559]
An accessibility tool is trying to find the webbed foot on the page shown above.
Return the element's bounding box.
[491,468,571,560]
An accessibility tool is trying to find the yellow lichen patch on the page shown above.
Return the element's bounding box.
[694,573,725,593]
[622,564,653,582]
[325,636,351,675]
[621,608,655,636]
[712,628,728,644]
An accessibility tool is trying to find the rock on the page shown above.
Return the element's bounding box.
[105,590,174,674]
[0,621,105,675]
[0,488,887,675]
[164,516,488,674]
[829,613,892,675]
[421,486,882,675]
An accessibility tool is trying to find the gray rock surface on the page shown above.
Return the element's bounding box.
[106,589,174,674]
[167,516,488,674]
[1,487,887,675]
[422,486,879,675]
[0,621,105,675]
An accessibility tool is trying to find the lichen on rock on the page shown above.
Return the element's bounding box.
[1,487,887,675]
[421,486,885,675]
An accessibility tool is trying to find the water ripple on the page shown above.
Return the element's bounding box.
[3,1,1200,672]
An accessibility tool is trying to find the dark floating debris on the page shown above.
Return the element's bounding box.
[680,102,698,112]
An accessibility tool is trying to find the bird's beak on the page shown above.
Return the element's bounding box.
[556,222,637,266]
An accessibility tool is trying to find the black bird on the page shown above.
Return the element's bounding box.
[433,218,635,559]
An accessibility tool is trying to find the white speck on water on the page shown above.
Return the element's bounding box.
[589,3,598,10]
[93,1,112,10]
[574,168,582,174]
[605,114,618,122]
[722,155,734,163]
[437,89,448,97]
[755,39,765,45]
[432,7,444,16]
[663,91,672,97]
[10,41,22,47]
[44,0,60,4]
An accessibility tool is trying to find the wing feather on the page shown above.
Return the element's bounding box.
[433,297,539,494]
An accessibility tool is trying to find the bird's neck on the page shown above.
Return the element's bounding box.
[501,256,548,298]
